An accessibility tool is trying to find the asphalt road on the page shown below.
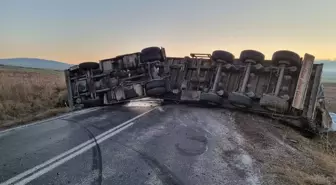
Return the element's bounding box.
[0,104,261,185]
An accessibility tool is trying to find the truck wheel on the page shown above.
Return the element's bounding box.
[79,62,100,70]
[200,93,223,106]
[146,87,166,96]
[141,46,163,62]
[272,50,301,67]
[240,50,265,64]
[228,92,253,108]
[260,94,288,113]
[82,99,102,108]
[145,80,166,90]
[211,50,234,63]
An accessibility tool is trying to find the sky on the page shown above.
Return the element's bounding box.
[0,0,335,64]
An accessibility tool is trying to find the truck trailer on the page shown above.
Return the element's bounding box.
[64,47,332,134]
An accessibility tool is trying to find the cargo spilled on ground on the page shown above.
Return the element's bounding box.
[0,65,69,129]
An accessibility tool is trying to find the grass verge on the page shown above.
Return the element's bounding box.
[0,66,68,129]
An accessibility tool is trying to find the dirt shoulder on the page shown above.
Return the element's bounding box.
[234,112,336,185]
[230,83,336,185]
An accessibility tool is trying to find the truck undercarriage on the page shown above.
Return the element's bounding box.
[64,47,332,134]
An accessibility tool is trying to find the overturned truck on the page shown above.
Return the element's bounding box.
[64,47,332,134]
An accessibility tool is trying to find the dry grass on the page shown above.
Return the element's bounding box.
[262,81,336,185]
[264,133,336,185]
[0,66,69,129]
[233,83,336,185]
[265,164,332,185]
[270,83,336,185]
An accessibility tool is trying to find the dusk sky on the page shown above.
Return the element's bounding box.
[1,0,335,64]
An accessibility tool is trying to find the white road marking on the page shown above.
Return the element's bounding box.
[17,121,136,185]
[0,107,158,185]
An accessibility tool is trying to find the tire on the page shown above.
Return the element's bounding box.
[141,46,163,62]
[200,93,223,105]
[92,69,102,75]
[272,50,301,67]
[184,56,192,62]
[259,94,288,113]
[211,50,234,63]
[146,80,166,90]
[240,50,265,64]
[146,87,166,96]
[228,92,253,108]
[79,62,100,70]
[82,99,102,108]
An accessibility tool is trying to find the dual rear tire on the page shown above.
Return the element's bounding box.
[259,50,301,113]
[145,80,167,96]
[228,50,264,108]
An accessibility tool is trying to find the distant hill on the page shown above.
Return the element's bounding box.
[0,57,334,82]
[316,60,336,72]
[0,58,72,70]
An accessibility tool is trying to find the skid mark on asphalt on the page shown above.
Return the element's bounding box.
[0,107,158,185]
[60,118,103,185]
[116,141,185,185]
